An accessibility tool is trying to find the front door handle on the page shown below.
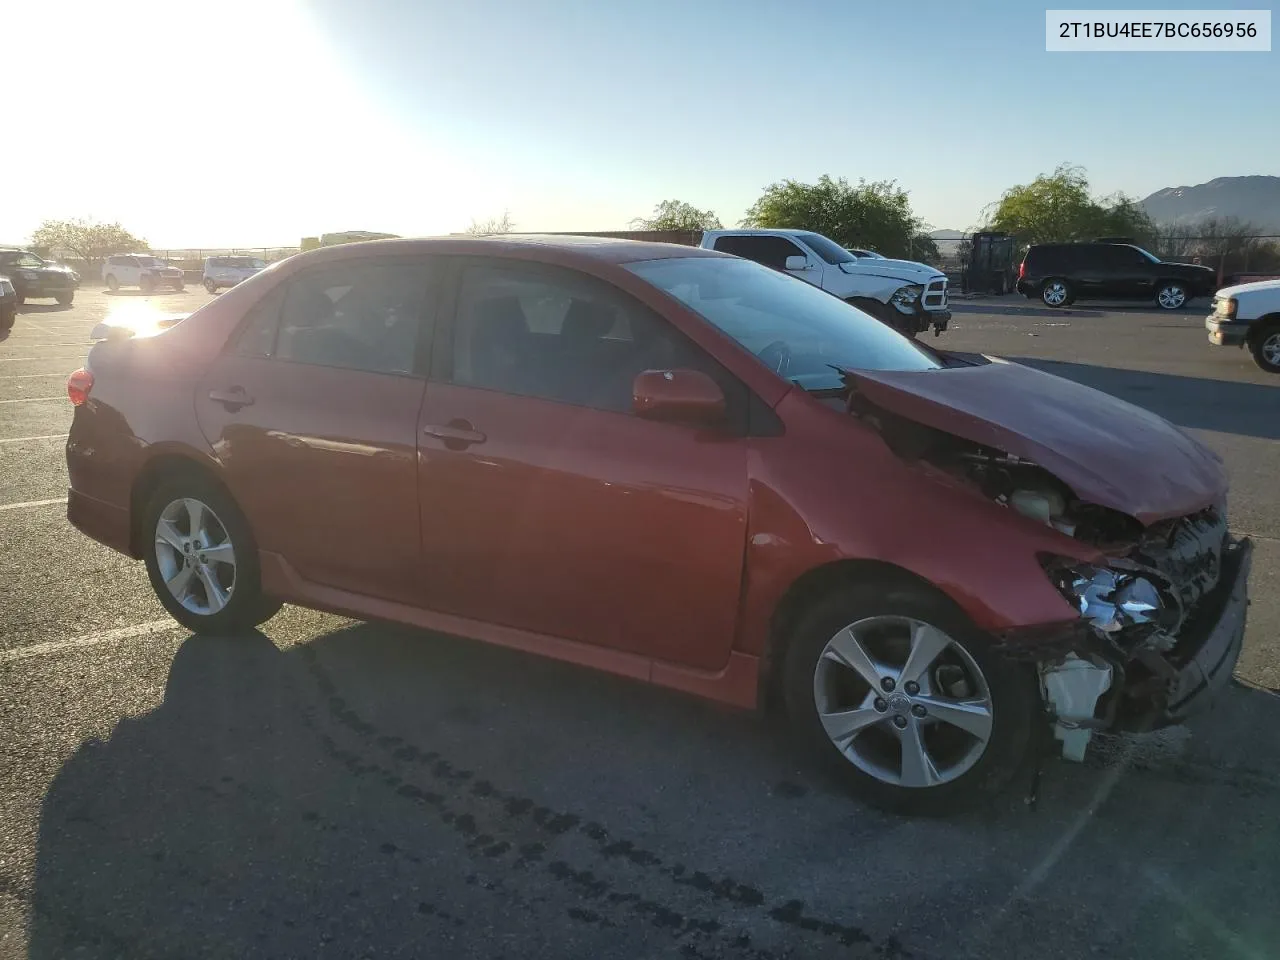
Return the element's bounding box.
[422,421,486,449]
[208,387,254,410]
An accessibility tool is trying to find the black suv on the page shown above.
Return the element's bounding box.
[1016,243,1217,310]
[0,248,80,306]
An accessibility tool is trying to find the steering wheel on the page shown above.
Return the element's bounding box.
[756,339,793,377]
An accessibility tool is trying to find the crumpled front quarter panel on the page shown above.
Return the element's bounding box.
[737,391,1096,657]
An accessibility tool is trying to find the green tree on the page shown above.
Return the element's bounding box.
[30,218,147,267]
[630,199,722,231]
[741,176,925,259]
[985,164,1155,245]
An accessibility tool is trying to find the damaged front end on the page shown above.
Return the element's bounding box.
[1030,511,1251,760]
[838,361,1253,762]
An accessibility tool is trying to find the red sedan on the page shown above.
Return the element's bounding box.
[65,237,1251,813]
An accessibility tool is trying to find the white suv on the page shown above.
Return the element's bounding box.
[102,254,185,293]
[203,255,267,293]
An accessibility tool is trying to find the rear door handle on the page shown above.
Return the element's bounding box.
[421,421,486,448]
[208,387,254,410]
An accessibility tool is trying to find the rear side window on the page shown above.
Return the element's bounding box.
[711,235,806,270]
[231,285,287,358]
[271,259,438,375]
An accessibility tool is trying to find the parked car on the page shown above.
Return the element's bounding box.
[1016,242,1217,310]
[204,255,267,294]
[0,275,17,330]
[102,254,185,293]
[700,229,950,337]
[0,248,79,305]
[1205,277,1280,372]
[64,236,1250,813]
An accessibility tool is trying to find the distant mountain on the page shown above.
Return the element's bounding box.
[1141,176,1280,232]
[928,229,966,240]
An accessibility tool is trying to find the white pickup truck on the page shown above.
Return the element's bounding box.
[1205,277,1280,373]
[699,228,950,337]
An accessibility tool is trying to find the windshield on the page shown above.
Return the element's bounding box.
[136,256,164,266]
[626,256,940,391]
[794,232,857,265]
[217,257,265,268]
[848,248,887,260]
[1129,245,1161,263]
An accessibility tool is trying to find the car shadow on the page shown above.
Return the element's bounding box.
[1015,357,1280,440]
[952,301,1108,318]
[16,302,74,314]
[104,289,187,297]
[26,622,1280,959]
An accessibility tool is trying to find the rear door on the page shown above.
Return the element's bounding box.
[415,257,750,670]
[195,256,439,604]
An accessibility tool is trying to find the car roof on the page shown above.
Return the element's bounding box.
[702,228,812,238]
[291,235,729,268]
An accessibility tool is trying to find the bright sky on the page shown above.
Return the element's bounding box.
[4,0,1277,249]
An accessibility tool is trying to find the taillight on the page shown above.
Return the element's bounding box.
[1017,261,1026,279]
[67,367,94,406]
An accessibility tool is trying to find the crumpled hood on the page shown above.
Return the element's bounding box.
[845,357,1226,525]
[839,259,943,283]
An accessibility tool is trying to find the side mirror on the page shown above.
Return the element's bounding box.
[632,369,726,424]
[784,255,809,271]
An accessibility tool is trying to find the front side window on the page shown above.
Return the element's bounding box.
[626,256,939,391]
[274,260,436,375]
[711,235,807,270]
[449,261,735,415]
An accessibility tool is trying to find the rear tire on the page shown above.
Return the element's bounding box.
[781,577,1039,815]
[0,309,14,331]
[142,473,281,634]
[175,283,185,292]
[1250,320,1280,374]
[204,278,217,294]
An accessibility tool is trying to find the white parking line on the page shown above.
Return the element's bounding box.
[0,498,65,512]
[0,396,63,404]
[0,619,180,665]
[0,434,68,444]
[0,373,68,380]
[0,356,82,362]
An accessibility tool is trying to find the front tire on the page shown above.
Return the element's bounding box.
[0,309,14,331]
[1041,278,1072,307]
[1155,281,1189,310]
[105,275,120,292]
[142,474,281,634]
[1251,320,1280,374]
[204,278,217,294]
[56,292,74,306]
[140,276,155,294]
[781,578,1038,815]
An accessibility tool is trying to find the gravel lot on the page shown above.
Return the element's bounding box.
[2,287,1279,960]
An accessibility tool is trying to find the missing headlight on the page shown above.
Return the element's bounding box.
[1038,555,1182,641]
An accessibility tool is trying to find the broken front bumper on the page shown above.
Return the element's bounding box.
[1131,535,1252,728]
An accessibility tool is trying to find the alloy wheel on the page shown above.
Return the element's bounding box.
[153,497,237,615]
[1261,331,1280,368]
[812,615,993,788]
[1157,285,1187,309]
[1042,282,1067,306]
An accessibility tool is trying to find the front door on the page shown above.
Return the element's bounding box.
[416,258,750,670]
[195,256,439,604]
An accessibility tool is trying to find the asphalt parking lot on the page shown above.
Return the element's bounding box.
[2,286,1279,960]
